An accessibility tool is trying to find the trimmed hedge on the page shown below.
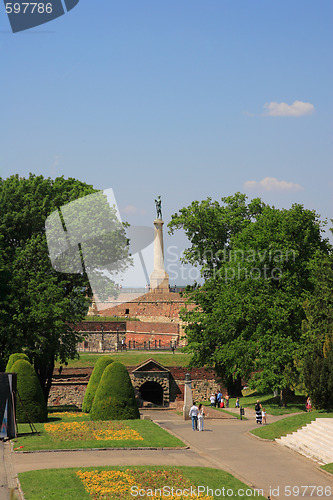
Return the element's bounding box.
[82,356,114,413]
[6,353,30,372]
[90,362,140,420]
[11,359,47,423]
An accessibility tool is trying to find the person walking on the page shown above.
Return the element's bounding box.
[306,397,312,412]
[210,394,215,407]
[225,395,229,408]
[255,400,262,424]
[235,397,240,408]
[189,402,199,431]
[198,403,207,431]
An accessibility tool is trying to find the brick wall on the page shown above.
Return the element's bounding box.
[75,320,181,351]
[100,291,194,323]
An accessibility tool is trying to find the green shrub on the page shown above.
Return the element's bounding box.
[90,362,140,420]
[6,353,30,372]
[82,356,114,413]
[11,359,47,423]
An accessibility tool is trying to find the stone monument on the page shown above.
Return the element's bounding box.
[183,373,193,420]
[149,196,169,292]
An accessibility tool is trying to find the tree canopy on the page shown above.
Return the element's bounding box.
[169,193,331,400]
[0,174,130,401]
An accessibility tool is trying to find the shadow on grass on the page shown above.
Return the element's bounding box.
[48,405,80,413]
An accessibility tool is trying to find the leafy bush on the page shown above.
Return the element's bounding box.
[6,353,30,372]
[82,356,114,413]
[90,362,140,420]
[11,359,47,423]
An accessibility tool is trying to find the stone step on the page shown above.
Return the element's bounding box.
[277,435,333,463]
[277,438,333,465]
[281,431,333,459]
[302,425,333,443]
[301,427,333,446]
[276,418,333,464]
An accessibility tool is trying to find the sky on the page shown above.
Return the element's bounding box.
[0,0,332,287]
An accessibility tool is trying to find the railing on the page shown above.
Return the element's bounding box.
[77,340,178,353]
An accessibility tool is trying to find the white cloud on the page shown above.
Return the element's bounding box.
[120,205,146,216]
[263,100,315,117]
[244,177,304,192]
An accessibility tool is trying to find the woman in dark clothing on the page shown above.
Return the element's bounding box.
[255,400,262,424]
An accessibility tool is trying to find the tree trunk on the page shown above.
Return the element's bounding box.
[227,376,243,397]
[280,388,295,407]
[35,356,55,404]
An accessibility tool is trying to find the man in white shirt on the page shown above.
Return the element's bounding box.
[189,402,199,431]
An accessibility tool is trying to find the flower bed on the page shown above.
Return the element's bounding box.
[76,469,213,500]
[45,421,143,441]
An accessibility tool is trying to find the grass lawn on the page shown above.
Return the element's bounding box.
[55,351,190,368]
[13,412,184,451]
[84,315,139,322]
[320,463,333,475]
[200,390,306,417]
[201,402,247,420]
[18,465,266,500]
[250,411,333,440]
[234,391,307,416]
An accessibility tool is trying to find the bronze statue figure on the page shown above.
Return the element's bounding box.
[155,195,162,219]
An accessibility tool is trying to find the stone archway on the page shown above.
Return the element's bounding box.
[139,380,164,405]
[131,359,171,405]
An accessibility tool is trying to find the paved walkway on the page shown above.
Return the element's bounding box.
[2,411,333,500]
[0,442,8,500]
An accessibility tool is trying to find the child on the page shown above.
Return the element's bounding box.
[262,407,267,425]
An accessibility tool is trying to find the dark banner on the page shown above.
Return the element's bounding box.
[3,0,80,33]
[0,373,17,439]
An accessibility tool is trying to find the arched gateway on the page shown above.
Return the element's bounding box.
[131,359,170,406]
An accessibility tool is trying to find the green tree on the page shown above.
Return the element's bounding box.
[11,359,47,423]
[169,193,265,279]
[0,174,130,401]
[90,362,139,420]
[301,235,333,410]
[0,236,10,371]
[169,195,330,401]
[303,336,333,411]
[82,356,114,413]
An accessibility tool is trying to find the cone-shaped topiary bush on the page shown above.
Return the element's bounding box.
[90,362,140,420]
[11,359,47,423]
[82,356,114,413]
[6,353,30,372]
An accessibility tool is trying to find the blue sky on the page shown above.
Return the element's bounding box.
[0,1,332,285]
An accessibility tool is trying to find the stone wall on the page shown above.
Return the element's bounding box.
[48,366,225,409]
